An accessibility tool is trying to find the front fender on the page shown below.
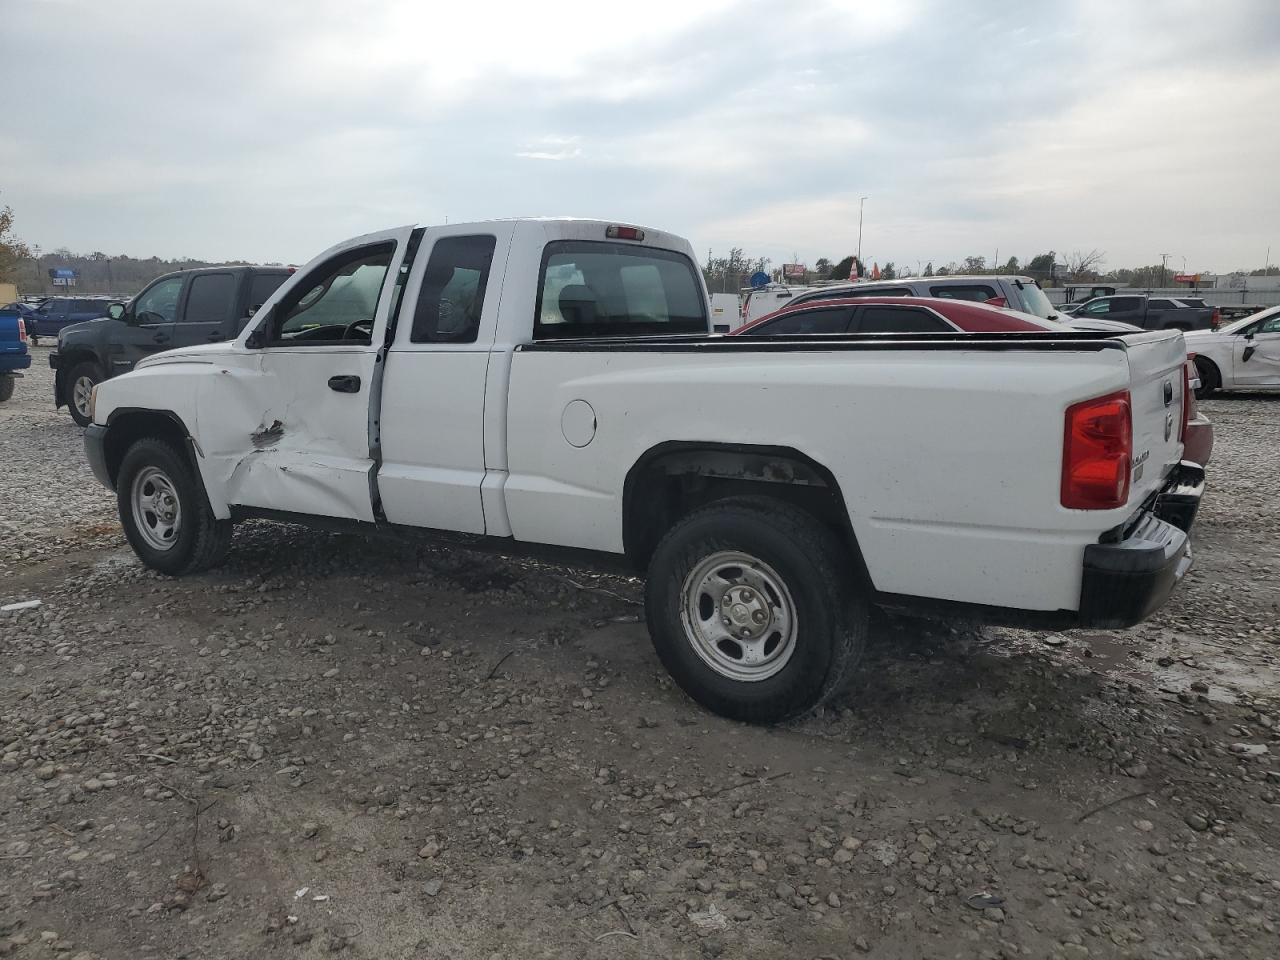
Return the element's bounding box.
[94,362,233,519]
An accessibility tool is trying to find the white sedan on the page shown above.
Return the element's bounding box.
[1184,305,1280,397]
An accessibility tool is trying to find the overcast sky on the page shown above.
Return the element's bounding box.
[6,0,1279,274]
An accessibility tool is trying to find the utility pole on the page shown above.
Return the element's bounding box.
[856,197,868,273]
[1160,252,1170,289]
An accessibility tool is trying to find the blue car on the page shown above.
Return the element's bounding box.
[25,296,114,341]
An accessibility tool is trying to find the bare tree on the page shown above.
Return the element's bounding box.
[1067,249,1106,280]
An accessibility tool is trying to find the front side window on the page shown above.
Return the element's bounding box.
[1259,316,1280,335]
[134,278,185,324]
[270,244,393,345]
[410,235,496,344]
[535,241,706,339]
[1083,299,1112,315]
[748,308,851,336]
[855,305,952,333]
[929,284,996,302]
[183,273,238,325]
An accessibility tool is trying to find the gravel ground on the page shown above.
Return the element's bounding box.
[2,349,1279,960]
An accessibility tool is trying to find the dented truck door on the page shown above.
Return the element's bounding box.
[196,226,417,522]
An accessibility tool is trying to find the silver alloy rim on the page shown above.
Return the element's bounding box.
[680,550,798,682]
[131,466,182,551]
[73,376,94,418]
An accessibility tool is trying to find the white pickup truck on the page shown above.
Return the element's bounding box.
[84,219,1203,722]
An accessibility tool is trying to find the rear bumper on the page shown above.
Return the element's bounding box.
[1077,461,1203,628]
[84,423,113,489]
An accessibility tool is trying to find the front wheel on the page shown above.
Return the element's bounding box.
[645,498,867,723]
[117,437,233,575]
[66,361,103,427]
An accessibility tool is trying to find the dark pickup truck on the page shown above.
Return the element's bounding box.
[1072,295,1217,331]
[51,265,291,425]
[0,305,32,402]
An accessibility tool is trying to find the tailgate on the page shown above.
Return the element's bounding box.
[1122,330,1187,506]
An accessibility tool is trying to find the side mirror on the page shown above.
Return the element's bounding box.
[107,303,127,321]
[244,308,271,348]
[1243,345,1256,363]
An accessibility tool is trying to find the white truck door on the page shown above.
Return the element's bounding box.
[203,226,416,522]
[376,224,515,534]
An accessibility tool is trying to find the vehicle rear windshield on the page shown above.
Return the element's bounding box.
[535,241,707,339]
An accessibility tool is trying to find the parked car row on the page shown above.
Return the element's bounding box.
[79,218,1203,723]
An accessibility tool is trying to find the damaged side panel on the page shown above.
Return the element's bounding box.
[195,352,379,523]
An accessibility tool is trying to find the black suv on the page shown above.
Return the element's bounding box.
[51,266,291,425]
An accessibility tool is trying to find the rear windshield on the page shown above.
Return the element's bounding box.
[535,241,706,339]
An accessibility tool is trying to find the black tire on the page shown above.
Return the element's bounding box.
[117,437,233,576]
[66,360,103,427]
[1193,356,1220,399]
[644,497,867,723]
[0,376,13,403]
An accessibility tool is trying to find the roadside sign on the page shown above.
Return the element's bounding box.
[48,268,78,288]
[749,271,770,289]
[782,263,805,279]
[1174,273,1200,283]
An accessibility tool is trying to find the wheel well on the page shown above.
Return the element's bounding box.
[622,442,868,580]
[53,350,103,406]
[1194,354,1221,388]
[103,411,191,486]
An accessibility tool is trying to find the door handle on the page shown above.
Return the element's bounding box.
[328,375,361,393]
[152,333,169,344]
[206,331,225,342]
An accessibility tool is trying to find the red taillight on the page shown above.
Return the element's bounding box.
[1062,390,1132,510]
[605,224,645,241]
[17,318,27,343]
[1210,308,1221,330]
[984,296,1008,308]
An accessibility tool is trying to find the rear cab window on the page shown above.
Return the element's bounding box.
[535,241,706,339]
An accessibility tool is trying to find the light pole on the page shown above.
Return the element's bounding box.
[1159,252,1170,289]
[856,197,868,275]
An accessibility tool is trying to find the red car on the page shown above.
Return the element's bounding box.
[732,295,1212,466]
[732,295,1049,335]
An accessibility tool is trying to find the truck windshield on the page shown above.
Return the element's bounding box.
[535,241,707,339]
[1017,281,1057,319]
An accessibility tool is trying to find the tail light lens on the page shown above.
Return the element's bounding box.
[1062,390,1132,509]
[17,318,27,343]
[984,296,1008,308]
[1210,308,1221,330]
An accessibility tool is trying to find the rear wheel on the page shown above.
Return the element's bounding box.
[1193,356,1220,399]
[66,360,103,427]
[117,437,232,575]
[645,497,867,723]
[0,376,14,403]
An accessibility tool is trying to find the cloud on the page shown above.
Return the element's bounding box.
[516,136,583,161]
[4,0,1278,272]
